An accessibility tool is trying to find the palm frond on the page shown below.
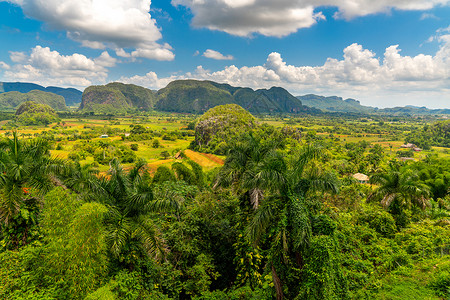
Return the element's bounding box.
[289,197,311,252]
[246,199,276,244]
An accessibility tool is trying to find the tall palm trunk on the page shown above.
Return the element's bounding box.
[271,264,284,300]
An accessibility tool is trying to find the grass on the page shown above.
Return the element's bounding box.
[372,258,449,300]
[3,114,449,170]
[184,149,223,170]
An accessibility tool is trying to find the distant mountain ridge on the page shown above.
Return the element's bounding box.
[0,90,67,111]
[0,80,447,115]
[297,94,377,114]
[297,94,449,115]
[0,82,82,106]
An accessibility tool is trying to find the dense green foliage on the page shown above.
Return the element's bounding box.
[14,101,60,125]
[405,120,450,148]
[0,107,448,299]
[191,104,258,154]
[0,90,67,111]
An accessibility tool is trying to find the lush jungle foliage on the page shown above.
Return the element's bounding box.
[14,101,60,126]
[0,107,448,300]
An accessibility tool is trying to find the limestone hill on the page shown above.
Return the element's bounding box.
[79,82,156,114]
[192,104,258,154]
[156,80,306,114]
[0,90,67,111]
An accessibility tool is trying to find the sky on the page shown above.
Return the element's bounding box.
[0,0,449,109]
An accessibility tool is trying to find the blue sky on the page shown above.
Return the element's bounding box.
[0,0,449,108]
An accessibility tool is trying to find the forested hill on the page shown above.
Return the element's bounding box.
[79,82,156,114]
[155,80,309,114]
[297,94,450,115]
[0,90,67,111]
[0,82,82,106]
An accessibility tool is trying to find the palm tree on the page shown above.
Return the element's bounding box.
[369,169,430,219]
[218,137,338,299]
[0,131,64,248]
[247,144,339,298]
[92,158,168,265]
[214,134,286,209]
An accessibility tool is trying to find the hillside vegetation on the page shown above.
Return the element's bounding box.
[14,101,59,125]
[0,90,67,111]
[79,82,155,114]
[156,80,306,114]
[0,82,82,106]
[191,104,258,153]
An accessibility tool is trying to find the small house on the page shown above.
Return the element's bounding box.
[400,143,415,148]
[100,134,109,138]
[353,173,369,184]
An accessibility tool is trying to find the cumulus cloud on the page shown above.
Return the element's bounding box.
[202,49,234,60]
[0,62,10,70]
[172,0,450,37]
[9,51,28,63]
[119,71,177,90]
[6,0,174,60]
[119,37,450,108]
[2,46,113,87]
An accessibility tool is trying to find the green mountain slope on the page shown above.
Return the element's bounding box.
[156,80,234,113]
[105,82,156,110]
[156,80,306,114]
[0,82,82,106]
[0,90,67,111]
[79,82,155,114]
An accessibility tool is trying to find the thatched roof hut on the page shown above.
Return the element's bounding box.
[353,173,369,183]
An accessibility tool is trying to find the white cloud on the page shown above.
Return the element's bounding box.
[115,48,132,58]
[119,37,450,108]
[172,0,450,37]
[0,62,10,70]
[118,71,177,90]
[9,51,28,63]
[94,51,118,67]
[420,12,439,20]
[130,43,175,60]
[202,49,234,60]
[2,46,113,88]
[6,0,174,60]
